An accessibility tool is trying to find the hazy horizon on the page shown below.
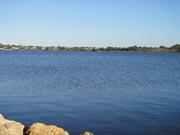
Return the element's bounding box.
[0,0,180,47]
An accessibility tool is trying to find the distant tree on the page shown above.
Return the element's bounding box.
[45,47,52,51]
[57,46,66,50]
[159,45,167,49]
[36,46,42,50]
[170,44,180,52]
[105,47,115,51]
[6,45,12,49]
[127,46,138,51]
[99,47,104,51]
[0,43,3,48]
[91,47,97,51]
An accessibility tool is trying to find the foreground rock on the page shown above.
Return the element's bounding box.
[0,114,24,135]
[24,123,69,135]
[81,132,94,135]
[0,114,93,135]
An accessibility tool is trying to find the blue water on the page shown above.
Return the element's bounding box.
[0,51,180,135]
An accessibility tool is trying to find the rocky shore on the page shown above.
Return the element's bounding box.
[0,114,93,135]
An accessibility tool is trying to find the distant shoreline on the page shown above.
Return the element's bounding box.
[0,43,179,52]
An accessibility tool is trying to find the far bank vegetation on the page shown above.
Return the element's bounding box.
[0,43,180,52]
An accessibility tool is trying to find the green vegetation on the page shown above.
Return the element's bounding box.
[0,43,179,52]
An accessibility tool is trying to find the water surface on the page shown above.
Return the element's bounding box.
[0,51,180,135]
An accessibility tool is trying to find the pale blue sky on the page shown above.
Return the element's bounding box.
[0,0,179,47]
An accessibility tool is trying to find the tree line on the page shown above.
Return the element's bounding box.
[0,43,179,52]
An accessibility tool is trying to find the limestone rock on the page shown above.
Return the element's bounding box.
[81,131,94,135]
[0,114,24,135]
[0,114,93,135]
[25,123,69,135]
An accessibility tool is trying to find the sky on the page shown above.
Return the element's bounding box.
[0,0,180,47]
